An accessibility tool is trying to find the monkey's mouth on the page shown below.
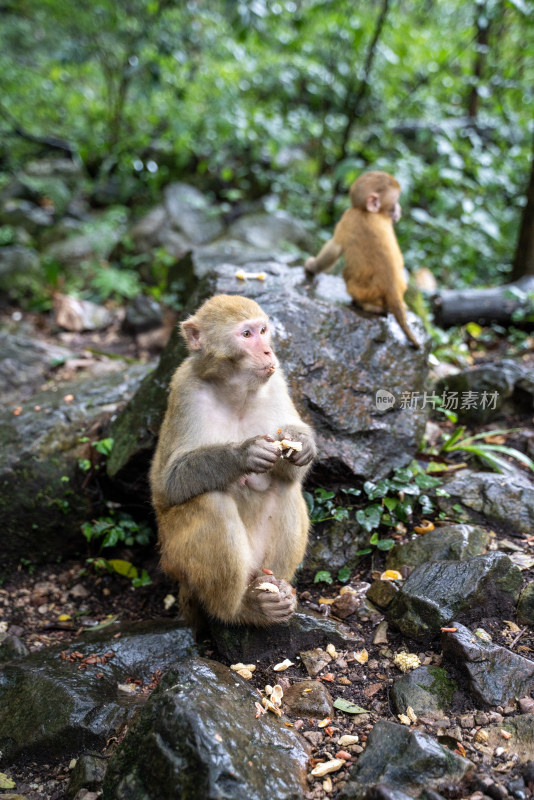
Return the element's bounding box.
[257,364,276,377]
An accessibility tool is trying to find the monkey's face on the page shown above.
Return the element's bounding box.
[383,187,402,223]
[231,316,278,381]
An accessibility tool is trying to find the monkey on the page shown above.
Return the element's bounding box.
[149,294,316,628]
[305,170,420,348]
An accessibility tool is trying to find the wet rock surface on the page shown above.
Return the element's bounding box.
[0,620,195,763]
[438,470,534,535]
[109,260,429,488]
[385,524,490,570]
[441,622,534,706]
[387,552,523,639]
[336,720,471,799]
[390,665,458,719]
[103,656,310,800]
[0,363,151,567]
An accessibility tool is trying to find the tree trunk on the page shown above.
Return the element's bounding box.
[432,276,534,328]
[511,138,534,279]
[467,6,491,119]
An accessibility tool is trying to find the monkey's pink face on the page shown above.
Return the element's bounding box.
[233,317,278,379]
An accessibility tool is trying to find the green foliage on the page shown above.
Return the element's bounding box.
[1,0,532,288]
[78,437,114,473]
[439,426,534,474]
[81,511,153,587]
[313,566,351,585]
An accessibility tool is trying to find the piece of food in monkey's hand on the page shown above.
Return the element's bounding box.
[257,582,280,593]
[235,269,267,281]
[274,439,303,458]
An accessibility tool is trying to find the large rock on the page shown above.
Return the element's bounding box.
[390,666,457,719]
[0,246,41,302]
[210,608,357,664]
[434,359,534,422]
[108,261,428,487]
[386,552,522,639]
[0,362,151,567]
[0,620,195,764]
[0,331,73,404]
[228,209,314,252]
[385,524,490,570]
[103,656,310,800]
[441,623,534,707]
[337,720,471,799]
[438,470,534,536]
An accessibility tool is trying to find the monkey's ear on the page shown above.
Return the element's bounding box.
[181,317,202,350]
[366,192,381,213]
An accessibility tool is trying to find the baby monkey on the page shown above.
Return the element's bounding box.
[305,170,420,348]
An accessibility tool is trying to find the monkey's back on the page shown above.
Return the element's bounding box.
[335,208,406,307]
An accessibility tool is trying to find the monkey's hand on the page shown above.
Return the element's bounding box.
[241,435,280,474]
[244,575,297,624]
[277,429,316,466]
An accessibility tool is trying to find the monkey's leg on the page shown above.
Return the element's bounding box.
[158,493,295,626]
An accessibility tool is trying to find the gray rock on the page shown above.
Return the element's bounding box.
[0,246,41,301]
[390,666,457,719]
[108,261,428,487]
[438,471,534,535]
[434,359,534,422]
[0,362,151,567]
[66,755,107,800]
[0,620,195,764]
[517,582,534,626]
[0,331,73,404]
[45,234,97,265]
[306,518,369,573]
[0,198,54,233]
[441,622,534,706]
[386,525,490,570]
[387,552,522,639]
[0,633,29,664]
[122,295,163,333]
[367,579,399,609]
[282,680,334,718]
[300,647,332,677]
[210,608,357,664]
[164,182,224,244]
[337,720,471,799]
[103,656,310,800]
[228,209,313,251]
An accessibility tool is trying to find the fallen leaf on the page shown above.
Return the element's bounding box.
[0,773,16,790]
[333,698,370,715]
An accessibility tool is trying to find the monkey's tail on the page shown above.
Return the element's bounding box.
[387,294,420,349]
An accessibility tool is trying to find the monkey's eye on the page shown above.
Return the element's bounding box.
[260,325,267,334]
[241,330,251,338]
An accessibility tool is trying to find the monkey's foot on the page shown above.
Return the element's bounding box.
[247,575,297,624]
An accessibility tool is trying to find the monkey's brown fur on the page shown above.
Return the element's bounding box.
[306,170,420,348]
[150,294,315,627]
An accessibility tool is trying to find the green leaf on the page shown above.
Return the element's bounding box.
[107,559,138,579]
[376,538,395,551]
[333,698,370,714]
[314,570,333,584]
[337,566,351,583]
[0,773,16,790]
[356,505,382,532]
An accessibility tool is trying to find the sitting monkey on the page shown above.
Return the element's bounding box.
[305,170,420,348]
[150,294,316,627]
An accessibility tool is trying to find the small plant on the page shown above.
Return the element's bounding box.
[304,487,360,523]
[78,437,114,473]
[82,512,153,587]
[314,566,351,585]
[439,427,534,474]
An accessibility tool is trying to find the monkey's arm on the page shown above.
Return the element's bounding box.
[305,238,343,275]
[160,436,279,508]
[272,426,316,482]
